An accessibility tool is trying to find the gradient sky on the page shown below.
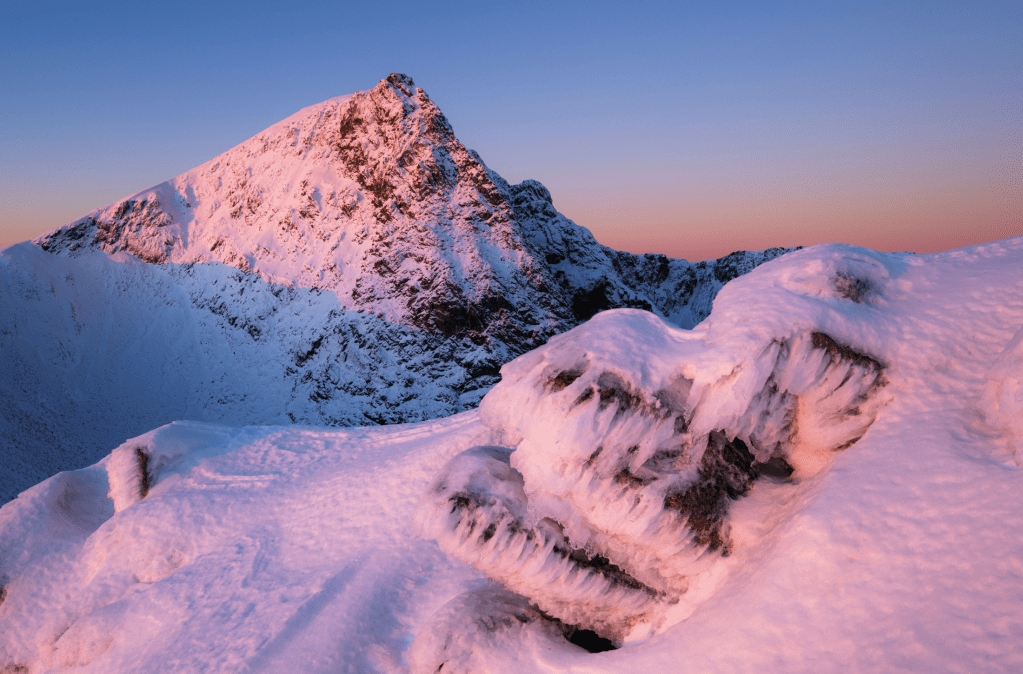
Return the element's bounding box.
[1,0,1020,260]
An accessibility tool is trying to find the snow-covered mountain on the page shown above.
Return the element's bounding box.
[2,74,789,504]
[33,73,786,337]
[1,239,1020,673]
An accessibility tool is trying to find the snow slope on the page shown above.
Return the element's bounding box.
[1,239,1020,673]
[2,74,789,504]
[0,243,482,504]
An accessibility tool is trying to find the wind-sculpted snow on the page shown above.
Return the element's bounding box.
[406,585,608,674]
[416,447,663,640]
[419,315,887,642]
[417,246,903,644]
[5,73,790,503]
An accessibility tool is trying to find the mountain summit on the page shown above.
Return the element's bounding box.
[5,75,791,503]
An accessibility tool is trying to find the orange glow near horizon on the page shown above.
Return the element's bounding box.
[553,160,1021,261]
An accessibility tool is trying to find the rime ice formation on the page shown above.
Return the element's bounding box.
[418,291,888,642]
[1,240,1022,674]
[2,74,789,504]
[406,586,596,674]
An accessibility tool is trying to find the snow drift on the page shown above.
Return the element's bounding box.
[977,324,1023,466]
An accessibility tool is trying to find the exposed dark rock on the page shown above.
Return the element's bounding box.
[663,431,758,553]
[134,446,151,499]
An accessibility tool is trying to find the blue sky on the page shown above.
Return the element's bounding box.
[1,0,1019,259]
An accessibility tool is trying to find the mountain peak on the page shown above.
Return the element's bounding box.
[34,75,790,346]
[35,73,520,331]
[384,71,416,91]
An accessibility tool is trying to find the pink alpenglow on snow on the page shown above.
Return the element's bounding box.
[1,238,1022,673]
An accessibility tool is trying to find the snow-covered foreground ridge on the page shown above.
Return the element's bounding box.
[2,240,1022,673]
[1,73,788,504]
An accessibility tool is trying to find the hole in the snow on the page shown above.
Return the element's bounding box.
[753,455,795,479]
[566,628,617,653]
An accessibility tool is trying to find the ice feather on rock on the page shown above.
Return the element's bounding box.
[419,247,895,643]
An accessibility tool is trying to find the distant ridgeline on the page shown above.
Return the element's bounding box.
[1,73,793,503]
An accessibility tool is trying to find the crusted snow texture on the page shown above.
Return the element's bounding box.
[3,73,790,504]
[979,324,1023,466]
[422,247,895,640]
[106,422,250,513]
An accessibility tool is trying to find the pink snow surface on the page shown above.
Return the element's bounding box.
[1,238,1021,673]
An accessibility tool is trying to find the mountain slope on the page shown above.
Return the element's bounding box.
[2,74,790,503]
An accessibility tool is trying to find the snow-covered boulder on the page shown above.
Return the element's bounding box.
[417,245,905,642]
[419,317,888,642]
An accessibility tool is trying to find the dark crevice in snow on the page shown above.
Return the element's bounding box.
[547,362,589,392]
[556,546,658,595]
[833,272,875,303]
[564,627,617,653]
[811,331,886,374]
[295,334,325,366]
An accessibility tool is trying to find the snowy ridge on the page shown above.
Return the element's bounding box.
[0,239,1022,673]
[3,74,790,503]
[0,244,489,504]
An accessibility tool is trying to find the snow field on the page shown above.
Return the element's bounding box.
[0,239,1021,673]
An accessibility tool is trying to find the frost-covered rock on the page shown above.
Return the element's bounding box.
[106,422,255,512]
[416,447,662,641]
[407,586,595,674]
[419,246,900,643]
